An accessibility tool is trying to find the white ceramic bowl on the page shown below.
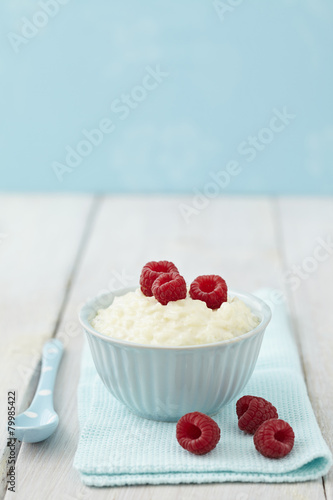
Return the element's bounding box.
[79,287,271,422]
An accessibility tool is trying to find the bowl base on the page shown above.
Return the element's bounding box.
[125,405,223,423]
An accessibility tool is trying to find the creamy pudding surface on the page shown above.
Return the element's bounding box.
[91,289,260,346]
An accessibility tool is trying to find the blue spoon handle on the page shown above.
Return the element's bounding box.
[31,339,64,408]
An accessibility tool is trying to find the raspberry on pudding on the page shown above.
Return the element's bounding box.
[140,260,179,297]
[190,275,227,310]
[152,272,187,305]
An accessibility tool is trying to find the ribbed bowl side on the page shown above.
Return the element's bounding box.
[85,327,266,422]
[207,329,265,414]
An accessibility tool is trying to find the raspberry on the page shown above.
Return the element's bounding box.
[140,260,179,297]
[254,419,295,458]
[152,272,187,305]
[176,412,221,455]
[236,395,278,434]
[189,275,227,310]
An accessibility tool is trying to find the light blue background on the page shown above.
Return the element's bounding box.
[1,0,332,193]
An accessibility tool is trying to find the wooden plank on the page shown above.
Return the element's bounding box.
[7,196,325,499]
[0,194,95,498]
[276,197,333,498]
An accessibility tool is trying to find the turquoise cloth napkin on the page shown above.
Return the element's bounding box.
[74,290,332,486]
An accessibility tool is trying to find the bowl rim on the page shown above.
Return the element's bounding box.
[78,286,272,350]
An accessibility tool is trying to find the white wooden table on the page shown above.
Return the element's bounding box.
[1,195,332,500]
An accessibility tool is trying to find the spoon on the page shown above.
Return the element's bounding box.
[14,339,64,443]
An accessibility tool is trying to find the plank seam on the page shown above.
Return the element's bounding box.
[50,195,102,339]
[271,196,308,381]
[272,196,327,495]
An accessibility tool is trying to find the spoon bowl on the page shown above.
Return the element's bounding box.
[14,339,63,443]
[14,409,59,443]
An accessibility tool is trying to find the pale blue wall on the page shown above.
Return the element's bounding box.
[1,0,332,193]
